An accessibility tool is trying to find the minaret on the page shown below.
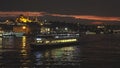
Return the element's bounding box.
[35,17,38,22]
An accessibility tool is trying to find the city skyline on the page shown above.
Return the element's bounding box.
[0,0,120,24]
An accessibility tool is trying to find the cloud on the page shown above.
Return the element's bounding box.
[72,15,120,22]
[49,13,120,22]
[0,11,46,17]
[0,11,120,22]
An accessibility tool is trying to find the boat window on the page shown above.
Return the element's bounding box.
[36,35,54,39]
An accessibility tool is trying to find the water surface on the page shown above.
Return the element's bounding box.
[0,34,120,68]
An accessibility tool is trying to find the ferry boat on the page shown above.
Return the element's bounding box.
[30,34,79,49]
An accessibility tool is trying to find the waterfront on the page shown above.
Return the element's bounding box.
[0,34,120,68]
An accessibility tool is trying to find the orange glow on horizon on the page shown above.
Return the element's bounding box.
[0,11,120,22]
[50,13,120,22]
[0,11,46,16]
[73,15,120,21]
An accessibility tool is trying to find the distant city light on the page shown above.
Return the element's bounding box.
[22,26,26,30]
[65,27,68,31]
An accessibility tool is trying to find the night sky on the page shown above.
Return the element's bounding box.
[0,0,120,23]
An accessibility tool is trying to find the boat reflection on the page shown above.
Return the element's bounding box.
[33,46,81,66]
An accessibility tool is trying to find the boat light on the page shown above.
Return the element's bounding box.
[36,38,41,40]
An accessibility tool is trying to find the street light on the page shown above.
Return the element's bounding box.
[22,26,26,30]
[22,26,27,34]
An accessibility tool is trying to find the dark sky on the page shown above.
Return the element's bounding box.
[0,0,120,17]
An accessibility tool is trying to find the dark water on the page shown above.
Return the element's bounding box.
[0,34,120,68]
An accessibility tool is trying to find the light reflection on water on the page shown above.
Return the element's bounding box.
[22,36,26,49]
[33,46,81,66]
[2,36,16,49]
[0,36,81,67]
[0,37,2,48]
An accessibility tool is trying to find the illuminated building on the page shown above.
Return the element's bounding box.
[16,15,32,23]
